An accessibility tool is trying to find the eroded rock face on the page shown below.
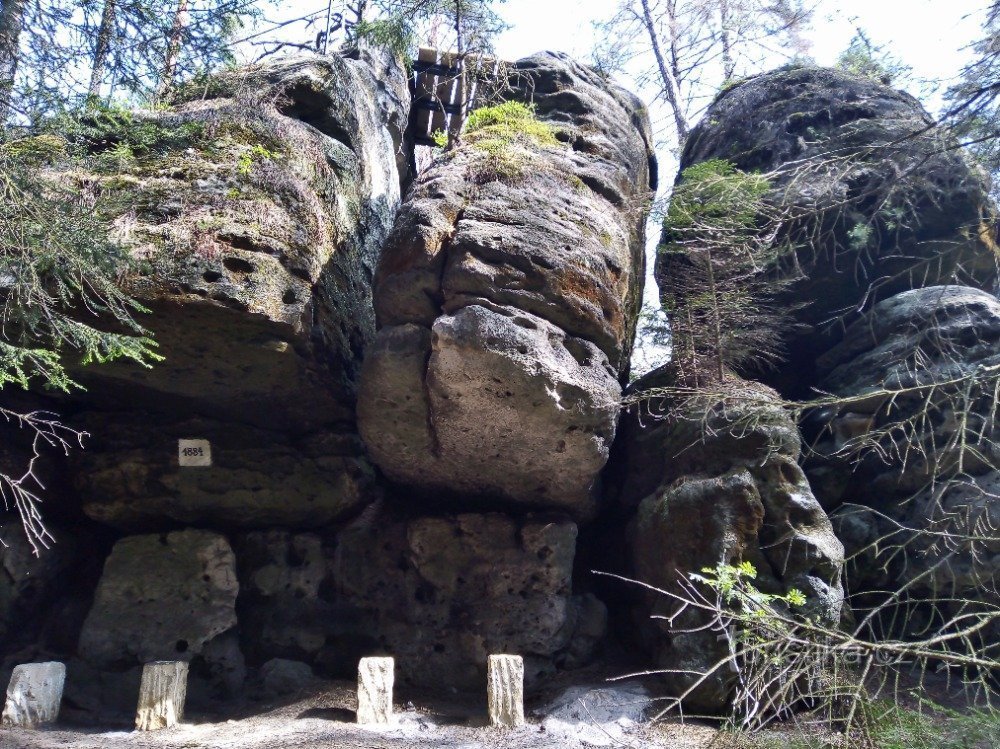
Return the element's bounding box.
[0,524,76,644]
[805,286,1000,634]
[664,66,995,394]
[59,53,406,432]
[44,52,408,531]
[358,52,656,518]
[231,510,606,687]
[612,366,844,712]
[333,507,607,690]
[78,530,238,668]
[72,413,375,531]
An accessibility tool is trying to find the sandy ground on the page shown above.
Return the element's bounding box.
[0,680,723,749]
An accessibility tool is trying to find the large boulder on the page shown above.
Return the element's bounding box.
[358,52,656,518]
[78,530,239,668]
[38,51,408,530]
[661,65,995,394]
[56,52,407,432]
[333,507,607,689]
[609,366,844,712]
[805,286,1000,636]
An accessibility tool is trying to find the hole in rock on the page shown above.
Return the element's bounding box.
[223,257,255,274]
[277,84,355,152]
[175,639,189,653]
[202,270,223,283]
[283,288,298,305]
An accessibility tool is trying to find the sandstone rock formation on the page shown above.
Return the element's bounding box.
[358,52,656,518]
[78,530,238,668]
[611,366,844,711]
[333,507,607,689]
[67,53,406,430]
[44,52,408,534]
[0,524,76,644]
[804,286,1000,636]
[72,414,375,531]
[662,65,995,393]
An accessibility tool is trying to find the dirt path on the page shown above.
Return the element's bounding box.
[0,681,722,749]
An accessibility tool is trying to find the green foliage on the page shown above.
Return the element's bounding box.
[846,222,873,251]
[0,153,161,395]
[354,17,415,60]
[0,134,67,165]
[463,101,558,179]
[665,159,770,234]
[237,144,277,175]
[47,103,206,163]
[836,30,910,85]
[693,562,806,611]
[659,159,792,383]
[863,701,1000,749]
[431,128,449,148]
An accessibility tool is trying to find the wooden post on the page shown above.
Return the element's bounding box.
[356,656,394,725]
[135,661,188,731]
[1,662,65,728]
[487,654,524,728]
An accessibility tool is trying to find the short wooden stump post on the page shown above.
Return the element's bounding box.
[1,661,66,728]
[356,656,394,725]
[135,661,188,731]
[487,654,524,728]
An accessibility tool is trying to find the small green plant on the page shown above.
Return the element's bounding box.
[846,221,873,251]
[431,128,448,148]
[462,101,559,179]
[659,159,792,383]
[664,159,770,234]
[237,144,277,175]
[693,561,806,611]
[48,103,206,163]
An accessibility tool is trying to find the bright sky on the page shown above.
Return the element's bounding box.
[494,0,990,111]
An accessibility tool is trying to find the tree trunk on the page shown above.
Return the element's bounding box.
[0,0,27,127]
[447,0,465,148]
[639,0,689,145]
[158,0,189,96]
[720,0,735,80]
[88,0,117,99]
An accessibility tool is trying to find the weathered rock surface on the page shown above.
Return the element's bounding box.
[610,366,844,711]
[358,52,656,518]
[0,524,76,645]
[235,530,343,669]
[805,286,1000,634]
[663,65,995,393]
[72,414,375,531]
[56,53,406,433]
[333,507,607,689]
[78,530,238,668]
[259,658,314,698]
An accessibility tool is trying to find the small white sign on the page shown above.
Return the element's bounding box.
[178,439,212,467]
